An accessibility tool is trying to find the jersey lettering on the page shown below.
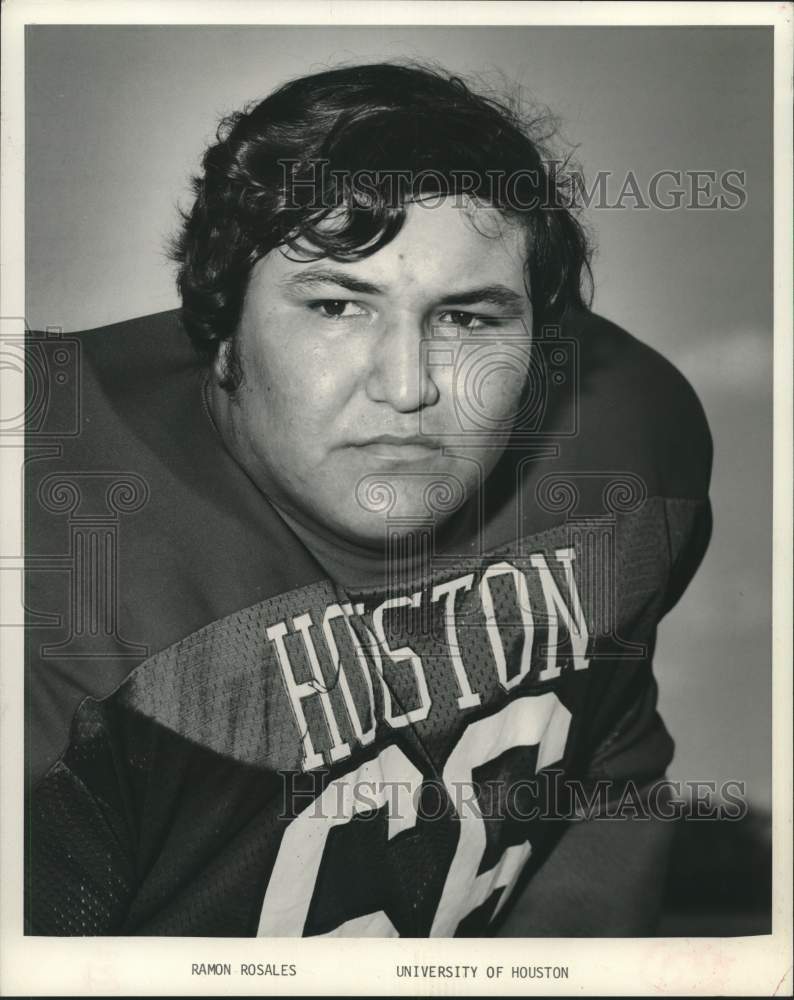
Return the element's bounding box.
[257,693,571,936]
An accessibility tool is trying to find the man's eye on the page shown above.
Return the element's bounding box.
[437,310,487,330]
[310,300,367,320]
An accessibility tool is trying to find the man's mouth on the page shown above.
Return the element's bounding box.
[351,434,442,462]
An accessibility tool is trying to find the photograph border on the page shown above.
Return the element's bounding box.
[1,1,791,995]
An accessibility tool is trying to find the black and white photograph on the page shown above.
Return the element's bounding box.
[1,1,791,995]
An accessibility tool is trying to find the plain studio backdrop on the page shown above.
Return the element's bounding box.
[25,25,772,815]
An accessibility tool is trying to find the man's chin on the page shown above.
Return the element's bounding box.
[281,471,474,550]
[350,472,470,525]
[326,496,466,551]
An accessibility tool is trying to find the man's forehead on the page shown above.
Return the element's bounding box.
[263,198,530,294]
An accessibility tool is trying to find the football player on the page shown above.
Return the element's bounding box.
[25,62,712,936]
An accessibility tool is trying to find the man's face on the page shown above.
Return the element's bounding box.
[211,197,533,547]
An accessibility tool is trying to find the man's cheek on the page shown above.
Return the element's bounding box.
[466,372,527,425]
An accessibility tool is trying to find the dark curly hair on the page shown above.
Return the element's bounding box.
[171,61,592,384]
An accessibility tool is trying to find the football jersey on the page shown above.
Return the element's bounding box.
[24,307,712,936]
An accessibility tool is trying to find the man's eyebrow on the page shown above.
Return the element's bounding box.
[437,285,528,309]
[280,268,528,308]
[279,268,384,296]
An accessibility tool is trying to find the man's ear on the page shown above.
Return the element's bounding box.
[212,338,233,390]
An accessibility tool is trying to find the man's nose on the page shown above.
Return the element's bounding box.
[365,313,440,412]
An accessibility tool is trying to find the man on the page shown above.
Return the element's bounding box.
[25,62,712,936]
